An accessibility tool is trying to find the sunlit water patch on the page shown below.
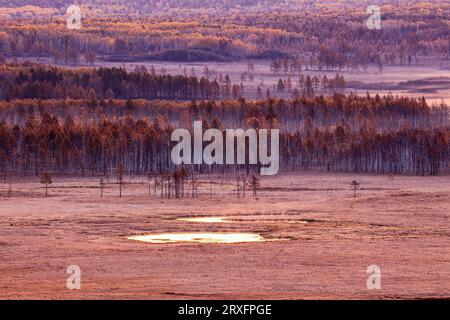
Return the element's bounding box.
[127,232,268,244]
[177,217,231,223]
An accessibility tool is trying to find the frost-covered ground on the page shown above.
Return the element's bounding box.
[0,172,449,299]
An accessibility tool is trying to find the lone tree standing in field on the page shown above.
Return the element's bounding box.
[100,178,105,198]
[40,172,52,197]
[350,180,360,197]
[249,175,261,196]
[118,163,125,198]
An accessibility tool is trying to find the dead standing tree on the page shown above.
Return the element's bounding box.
[157,173,172,199]
[172,167,188,199]
[158,173,163,198]
[40,172,52,197]
[118,163,125,198]
[350,180,360,197]
[180,167,188,197]
[172,171,182,198]
[100,178,105,198]
[249,175,261,196]
[157,173,165,198]
[166,175,172,199]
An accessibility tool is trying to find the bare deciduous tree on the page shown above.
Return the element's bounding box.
[40,172,52,197]
[118,163,125,198]
[249,175,260,196]
[350,180,360,198]
[100,178,105,198]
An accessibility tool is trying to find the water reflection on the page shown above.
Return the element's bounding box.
[128,232,267,244]
[177,217,231,223]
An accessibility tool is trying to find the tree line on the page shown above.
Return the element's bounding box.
[0,93,446,134]
[0,110,448,178]
[0,64,233,101]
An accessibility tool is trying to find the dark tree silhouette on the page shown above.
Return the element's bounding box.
[100,178,105,198]
[118,163,125,198]
[249,175,261,196]
[350,180,360,198]
[40,172,52,197]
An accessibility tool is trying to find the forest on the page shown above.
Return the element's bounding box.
[0,63,448,178]
[0,1,449,68]
[0,63,346,101]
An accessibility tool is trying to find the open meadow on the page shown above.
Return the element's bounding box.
[1,173,449,299]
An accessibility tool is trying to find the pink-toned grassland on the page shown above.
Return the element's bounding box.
[0,172,449,299]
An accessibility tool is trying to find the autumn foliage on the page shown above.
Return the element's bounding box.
[0,64,448,178]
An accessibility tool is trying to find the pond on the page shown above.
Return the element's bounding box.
[176,217,231,223]
[127,232,268,244]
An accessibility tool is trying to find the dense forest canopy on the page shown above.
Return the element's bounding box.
[0,100,448,177]
[0,63,347,101]
[0,1,449,65]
